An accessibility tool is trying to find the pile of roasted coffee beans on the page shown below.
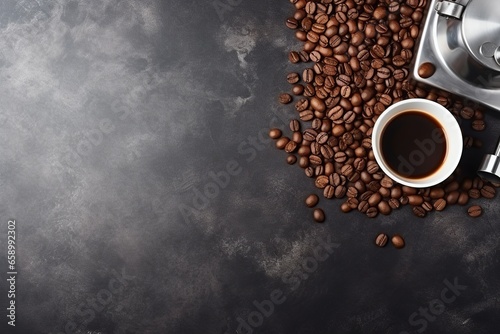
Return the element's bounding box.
[270,0,498,227]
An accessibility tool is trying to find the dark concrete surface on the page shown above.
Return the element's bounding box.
[0,1,499,334]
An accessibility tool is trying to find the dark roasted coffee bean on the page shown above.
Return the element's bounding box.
[412,205,426,218]
[380,176,394,188]
[299,110,314,121]
[275,137,289,150]
[316,132,329,145]
[366,161,379,174]
[368,181,381,192]
[315,175,329,189]
[460,107,474,120]
[347,197,359,209]
[444,181,459,193]
[289,51,300,63]
[472,119,486,131]
[299,156,310,168]
[299,50,310,62]
[347,187,358,198]
[279,93,293,104]
[433,198,447,211]
[340,202,352,213]
[295,98,309,112]
[378,201,392,215]
[446,191,460,205]
[289,120,300,132]
[408,195,424,206]
[321,145,334,159]
[286,155,297,165]
[418,62,435,78]
[334,152,347,163]
[358,200,369,213]
[468,188,481,199]
[473,177,484,190]
[324,185,335,199]
[285,140,298,153]
[481,185,496,199]
[388,198,400,209]
[457,192,469,206]
[368,192,382,206]
[302,68,314,83]
[467,205,482,218]
[305,167,314,178]
[286,17,299,29]
[375,233,388,247]
[391,234,405,249]
[269,128,282,139]
[292,131,302,144]
[402,186,418,195]
[430,187,445,199]
[400,195,409,205]
[313,208,325,222]
[366,207,378,218]
[422,201,433,212]
[287,72,300,84]
[335,185,347,199]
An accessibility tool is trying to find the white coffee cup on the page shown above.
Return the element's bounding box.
[372,99,463,188]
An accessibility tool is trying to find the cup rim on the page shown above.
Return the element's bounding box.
[372,98,463,188]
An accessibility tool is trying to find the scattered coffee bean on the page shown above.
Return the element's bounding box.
[366,207,378,218]
[467,205,482,218]
[287,155,297,165]
[279,93,293,104]
[418,62,435,78]
[375,233,388,247]
[391,234,405,249]
[313,208,326,222]
[481,185,496,199]
[269,128,282,139]
[433,198,447,211]
[412,205,426,218]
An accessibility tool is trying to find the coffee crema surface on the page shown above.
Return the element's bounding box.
[381,111,446,179]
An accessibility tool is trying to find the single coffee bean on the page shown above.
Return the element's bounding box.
[347,197,359,209]
[430,187,445,199]
[305,167,314,178]
[321,145,334,159]
[412,205,426,218]
[422,201,433,212]
[340,202,352,213]
[467,205,482,218]
[286,17,299,29]
[461,179,473,191]
[400,195,409,205]
[299,110,314,121]
[375,233,389,247]
[315,175,329,189]
[289,51,300,63]
[292,131,302,143]
[418,62,436,78]
[481,185,496,199]
[324,185,335,199]
[472,119,486,131]
[458,192,469,206]
[366,160,379,174]
[334,152,347,163]
[408,195,424,206]
[368,192,382,206]
[279,93,293,104]
[289,119,301,132]
[287,155,297,165]
[391,234,405,249]
[378,201,392,215]
[368,181,381,192]
[460,107,474,120]
[285,140,298,153]
[468,188,481,199]
[358,200,370,213]
[473,177,484,189]
[287,72,300,84]
[388,198,401,209]
[402,186,418,195]
[269,128,282,139]
[446,191,460,205]
[299,156,310,168]
[366,207,378,218]
[313,208,326,222]
[335,185,347,199]
[445,181,460,193]
[347,187,358,198]
[380,176,394,188]
[275,137,289,150]
[433,198,447,211]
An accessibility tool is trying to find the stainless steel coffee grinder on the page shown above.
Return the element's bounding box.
[412,0,500,183]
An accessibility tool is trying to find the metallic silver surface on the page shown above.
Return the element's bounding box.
[435,0,465,19]
[478,139,500,183]
[479,42,497,58]
[414,0,500,112]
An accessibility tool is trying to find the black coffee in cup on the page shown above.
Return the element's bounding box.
[381,111,447,179]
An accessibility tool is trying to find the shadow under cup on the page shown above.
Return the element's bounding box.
[372,99,463,188]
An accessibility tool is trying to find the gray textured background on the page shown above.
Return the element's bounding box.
[0,1,499,333]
